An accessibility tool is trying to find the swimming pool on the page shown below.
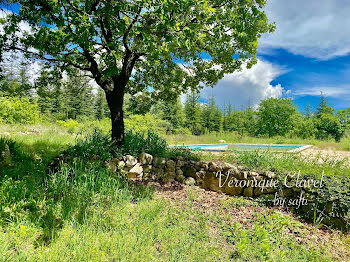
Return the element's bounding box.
[171,143,311,152]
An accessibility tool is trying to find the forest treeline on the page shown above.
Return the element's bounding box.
[0,63,349,142]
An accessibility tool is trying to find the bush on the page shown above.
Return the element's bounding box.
[124,113,169,134]
[0,97,39,124]
[56,119,80,134]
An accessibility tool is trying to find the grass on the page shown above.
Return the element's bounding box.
[0,123,350,261]
[2,122,350,152]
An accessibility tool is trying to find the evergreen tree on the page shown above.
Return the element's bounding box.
[305,103,312,119]
[184,91,202,135]
[95,88,106,120]
[152,99,185,132]
[316,93,334,117]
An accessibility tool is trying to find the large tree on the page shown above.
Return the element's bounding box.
[0,0,274,145]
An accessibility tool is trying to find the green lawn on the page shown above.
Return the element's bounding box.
[0,124,349,261]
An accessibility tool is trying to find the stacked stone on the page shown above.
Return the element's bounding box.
[107,154,280,198]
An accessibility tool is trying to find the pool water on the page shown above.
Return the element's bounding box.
[172,143,305,152]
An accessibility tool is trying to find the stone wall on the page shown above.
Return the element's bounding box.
[107,153,280,198]
[106,152,348,230]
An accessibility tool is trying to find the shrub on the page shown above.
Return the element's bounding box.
[56,119,79,134]
[124,113,169,134]
[0,97,39,124]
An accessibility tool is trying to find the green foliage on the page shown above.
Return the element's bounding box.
[256,98,299,137]
[0,96,39,124]
[125,113,169,134]
[56,119,79,134]
[290,115,316,139]
[121,130,168,157]
[1,0,274,142]
[201,96,223,133]
[184,91,203,135]
[151,98,185,133]
[0,62,33,97]
[1,0,274,95]
[65,130,117,161]
[316,94,335,117]
[219,211,336,261]
[315,113,344,142]
[65,129,193,161]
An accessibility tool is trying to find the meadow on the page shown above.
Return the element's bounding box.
[1,122,349,261]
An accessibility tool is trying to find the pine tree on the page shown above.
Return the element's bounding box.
[184,91,202,135]
[305,103,312,119]
[316,93,334,117]
[152,98,185,132]
[95,88,106,120]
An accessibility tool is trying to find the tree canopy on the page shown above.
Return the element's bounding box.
[0,0,275,144]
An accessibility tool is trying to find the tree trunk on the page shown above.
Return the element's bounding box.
[105,85,125,146]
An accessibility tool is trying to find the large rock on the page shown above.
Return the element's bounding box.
[254,187,276,196]
[138,152,153,165]
[164,170,176,179]
[199,161,209,170]
[202,172,243,196]
[125,155,137,167]
[166,160,176,168]
[153,167,164,178]
[208,161,221,172]
[183,164,197,177]
[243,187,254,197]
[176,174,185,183]
[222,162,234,172]
[143,165,152,173]
[153,157,166,168]
[128,163,143,178]
[184,177,196,186]
[176,169,183,176]
[165,167,175,173]
[232,171,249,180]
[176,160,185,167]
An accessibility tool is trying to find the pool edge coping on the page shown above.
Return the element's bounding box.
[169,143,313,153]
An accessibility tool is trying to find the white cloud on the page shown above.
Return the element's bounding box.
[261,0,350,60]
[201,59,285,109]
[293,86,350,99]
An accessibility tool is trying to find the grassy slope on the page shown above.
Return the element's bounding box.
[0,124,350,261]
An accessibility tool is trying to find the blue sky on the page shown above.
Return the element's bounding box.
[202,0,350,112]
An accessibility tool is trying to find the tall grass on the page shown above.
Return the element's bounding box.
[0,133,349,260]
